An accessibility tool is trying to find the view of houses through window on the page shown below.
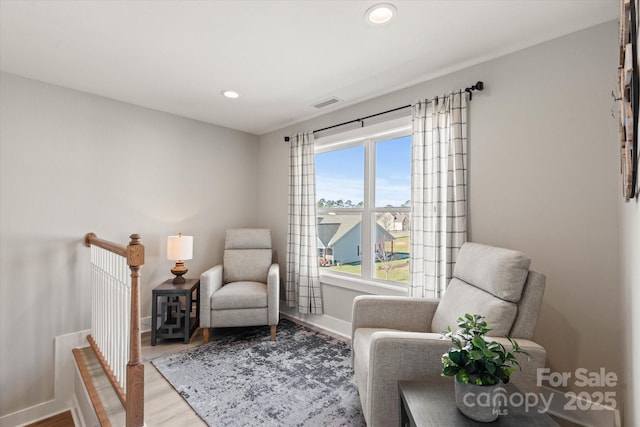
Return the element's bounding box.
[315,127,411,285]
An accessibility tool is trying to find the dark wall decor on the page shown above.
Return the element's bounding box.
[619,0,639,201]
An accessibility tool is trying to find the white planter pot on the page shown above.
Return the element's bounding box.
[454,379,500,423]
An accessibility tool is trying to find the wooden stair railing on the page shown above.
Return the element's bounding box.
[76,233,145,427]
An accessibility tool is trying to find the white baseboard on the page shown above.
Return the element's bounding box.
[0,330,90,427]
[540,386,621,427]
[1,401,66,427]
[70,394,88,427]
[141,315,151,333]
[280,307,352,340]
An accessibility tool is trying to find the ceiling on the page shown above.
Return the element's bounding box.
[0,1,617,135]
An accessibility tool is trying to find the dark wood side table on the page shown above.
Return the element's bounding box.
[151,278,200,346]
[399,379,559,427]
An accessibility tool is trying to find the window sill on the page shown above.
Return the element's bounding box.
[319,272,409,296]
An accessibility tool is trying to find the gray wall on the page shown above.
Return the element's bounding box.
[620,181,640,425]
[259,20,623,401]
[0,72,260,415]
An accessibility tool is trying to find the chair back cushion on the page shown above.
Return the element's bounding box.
[453,242,531,302]
[431,278,517,336]
[509,270,546,339]
[431,242,532,337]
[225,228,272,250]
[223,229,272,284]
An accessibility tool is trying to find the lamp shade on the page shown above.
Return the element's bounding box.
[167,234,193,261]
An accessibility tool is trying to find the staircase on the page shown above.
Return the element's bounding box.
[71,331,205,427]
[73,346,126,426]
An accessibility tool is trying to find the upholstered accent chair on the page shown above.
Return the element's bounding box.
[199,229,279,342]
[352,242,547,427]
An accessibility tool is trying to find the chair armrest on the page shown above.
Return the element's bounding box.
[359,331,453,426]
[367,333,546,372]
[351,295,439,341]
[267,263,279,325]
[369,333,546,391]
[369,330,450,376]
[199,265,223,328]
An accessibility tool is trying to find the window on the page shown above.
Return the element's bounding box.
[315,117,411,287]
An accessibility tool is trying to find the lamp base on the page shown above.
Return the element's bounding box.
[172,275,186,284]
[171,261,188,284]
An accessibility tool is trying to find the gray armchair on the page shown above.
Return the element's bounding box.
[199,228,279,342]
[351,242,547,427]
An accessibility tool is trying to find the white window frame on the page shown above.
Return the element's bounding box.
[314,116,411,295]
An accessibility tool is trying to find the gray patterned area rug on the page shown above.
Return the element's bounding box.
[151,319,365,427]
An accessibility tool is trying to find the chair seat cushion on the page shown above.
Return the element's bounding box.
[211,281,268,310]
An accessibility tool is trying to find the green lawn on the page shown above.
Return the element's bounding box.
[323,235,411,283]
[325,258,409,283]
[386,235,409,254]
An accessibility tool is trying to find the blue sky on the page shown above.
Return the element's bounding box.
[315,135,411,207]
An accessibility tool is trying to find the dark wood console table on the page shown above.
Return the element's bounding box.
[151,278,200,345]
[399,379,559,426]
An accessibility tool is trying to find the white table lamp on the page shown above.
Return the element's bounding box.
[167,233,193,284]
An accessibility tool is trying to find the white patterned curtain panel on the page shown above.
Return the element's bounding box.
[286,132,323,314]
[409,92,468,298]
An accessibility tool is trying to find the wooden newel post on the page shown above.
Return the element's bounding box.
[126,234,145,427]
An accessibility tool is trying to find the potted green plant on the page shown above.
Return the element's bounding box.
[441,313,529,422]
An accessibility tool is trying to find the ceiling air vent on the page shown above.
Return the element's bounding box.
[313,97,341,109]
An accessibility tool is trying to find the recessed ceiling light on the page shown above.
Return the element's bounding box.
[365,3,397,25]
[222,90,240,99]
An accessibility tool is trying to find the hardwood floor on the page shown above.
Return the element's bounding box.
[25,411,74,427]
[140,328,206,426]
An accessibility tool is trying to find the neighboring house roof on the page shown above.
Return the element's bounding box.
[317,214,396,248]
[395,213,410,223]
[377,211,410,223]
[317,214,361,248]
[317,222,340,248]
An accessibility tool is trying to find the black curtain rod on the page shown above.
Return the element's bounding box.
[313,104,411,135]
[284,81,484,142]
